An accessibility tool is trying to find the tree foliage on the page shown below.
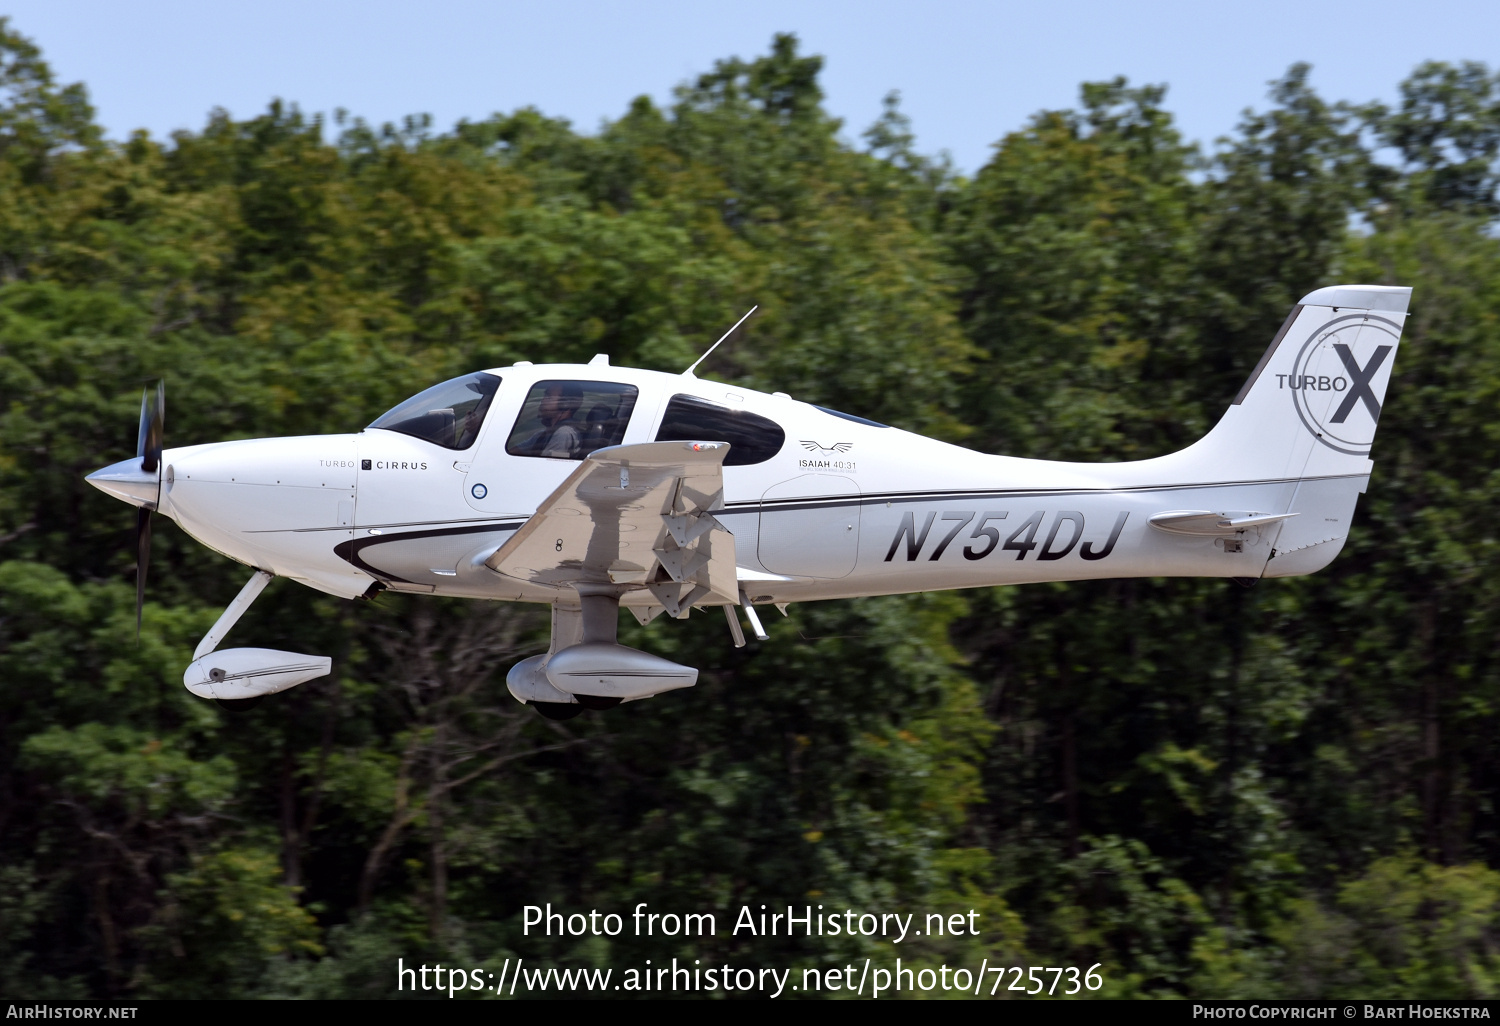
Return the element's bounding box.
[1,21,1499,999]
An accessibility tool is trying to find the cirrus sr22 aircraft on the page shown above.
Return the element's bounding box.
[88,284,1409,718]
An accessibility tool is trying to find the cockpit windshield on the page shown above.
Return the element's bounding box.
[367,372,501,450]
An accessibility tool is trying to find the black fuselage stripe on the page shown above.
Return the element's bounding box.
[247,515,529,535]
[335,522,523,583]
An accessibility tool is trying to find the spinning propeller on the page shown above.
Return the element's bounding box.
[84,382,166,638]
[134,382,165,636]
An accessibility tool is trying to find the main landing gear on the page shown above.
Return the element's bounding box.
[507,587,693,719]
[508,586,776,720]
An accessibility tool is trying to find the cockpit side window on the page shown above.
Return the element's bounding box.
[654,394,786,466]
[367,372,501,450]
[506,380,639,460]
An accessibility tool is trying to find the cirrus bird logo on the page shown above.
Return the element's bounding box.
[800,440,852,455]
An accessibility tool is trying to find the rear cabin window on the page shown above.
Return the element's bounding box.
[654,394,786,466]
[506,380,638,460]
[816,405,889,428]
[367,372,501,451]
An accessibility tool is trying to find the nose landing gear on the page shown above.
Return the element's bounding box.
[182,570,333,703]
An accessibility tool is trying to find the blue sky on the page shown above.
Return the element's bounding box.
[7,1,1497,172]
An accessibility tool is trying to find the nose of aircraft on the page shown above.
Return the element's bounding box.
[86,458,160,509]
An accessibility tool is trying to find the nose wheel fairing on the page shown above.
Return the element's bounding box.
[184,648,332,701]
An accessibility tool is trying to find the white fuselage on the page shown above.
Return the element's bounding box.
[84,284,1410,706]
[153,357,1369,608]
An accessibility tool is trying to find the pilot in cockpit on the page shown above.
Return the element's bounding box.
[516,382,584,458]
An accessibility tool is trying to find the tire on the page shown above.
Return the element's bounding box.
[574,695,623,711]
[216,696,265,713]
[532,701,584,721]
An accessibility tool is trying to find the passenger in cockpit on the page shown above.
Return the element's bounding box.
[581,402,618,453]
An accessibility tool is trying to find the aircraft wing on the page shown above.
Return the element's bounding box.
[484,441,737,615]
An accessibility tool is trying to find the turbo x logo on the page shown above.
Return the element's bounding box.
[1329,343,1391,424]
[1285,316,1400,456]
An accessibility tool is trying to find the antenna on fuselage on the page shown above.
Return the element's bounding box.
[683,305,758,377]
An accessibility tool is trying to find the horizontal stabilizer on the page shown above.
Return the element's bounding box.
[1149,510,1298,537]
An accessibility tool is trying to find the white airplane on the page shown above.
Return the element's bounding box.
[88,284,1409,718]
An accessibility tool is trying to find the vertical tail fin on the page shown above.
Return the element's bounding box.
[1184,284,1411,576]
[1216,284,1410,476]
